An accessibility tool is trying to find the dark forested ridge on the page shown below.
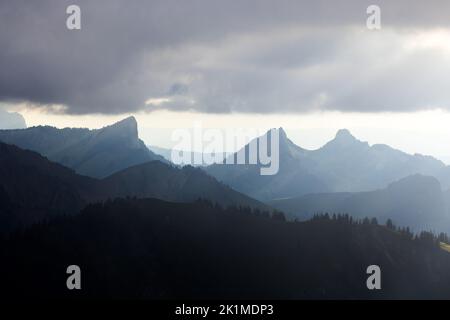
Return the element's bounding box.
[0,142,94,232]
[100,160,268,210]
[2,197,450,300]
[0,141,268,232]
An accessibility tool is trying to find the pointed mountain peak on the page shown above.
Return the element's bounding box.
[259,127,288,143]
[321,128,368,151]
[335,129,355,141]
[100,116,139,140]
[331,129,360,145]
[270,127,306,157]
[113,116,137,127]
[277,127,288,140]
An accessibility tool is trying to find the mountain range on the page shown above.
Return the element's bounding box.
[3,116,450,233]
[206,128,450,201]
[2,115,450,298]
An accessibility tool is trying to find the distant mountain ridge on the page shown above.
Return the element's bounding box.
[270,174,450,232]
[206,128,328,201]
[206,128,450,201]
[0,116,165,178]
[148,145,225,166]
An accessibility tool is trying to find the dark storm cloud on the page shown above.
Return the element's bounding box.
[2,0,450,114]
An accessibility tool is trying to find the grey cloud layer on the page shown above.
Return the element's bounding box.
[2,0,450,114]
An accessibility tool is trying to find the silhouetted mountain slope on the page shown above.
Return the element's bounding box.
[0,116,164,178]
[101,161,269,210]
[2,197,450,299]
[206,128,329,200]
[0,142,93,232]
[270,174,450,232]
[206,128,450,201]
[0,142,267,232]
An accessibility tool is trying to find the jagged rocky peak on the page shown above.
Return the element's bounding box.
[277,127,288,140]
[334,129,356,142]
[259,127,287,140]
[320,128,368,151]
[264,127,293,150]
[100,116,139,139]
[273,127,306,157]
[331,129,365,146]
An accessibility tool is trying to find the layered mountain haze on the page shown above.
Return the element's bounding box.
[270,174,450,232]
[0,116,164,178]
[3,116,449,233]
[2,118,450,298]
[313,129,449,192]
[148,145,226,166]
[6,0,450,301]
[101,161,268,210]
[206,128,329,201]
[0,141,268,233]
[206,128,450,201]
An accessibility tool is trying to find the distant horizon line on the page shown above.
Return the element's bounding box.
[4,109,450,166]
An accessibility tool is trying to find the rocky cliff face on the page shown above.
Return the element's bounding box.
[0,116,165,178]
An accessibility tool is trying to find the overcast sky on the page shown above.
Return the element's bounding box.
[2,1,450,161]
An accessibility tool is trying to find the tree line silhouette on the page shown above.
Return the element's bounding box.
[2,197,450,299]
[310,212,449,248]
